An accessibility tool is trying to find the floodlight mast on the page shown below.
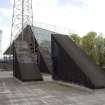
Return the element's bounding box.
[10,0,33,42]
[22,0,24,41]
[10,0,33,59]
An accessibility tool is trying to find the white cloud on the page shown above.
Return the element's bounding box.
[0,26,11,53]
[32,0,105,35]
[1,0,105,53]
[10,0,14,5]
[32,0,87,34]
[0,17,2,22]
[0,8,12,18]
[0,5,12,53]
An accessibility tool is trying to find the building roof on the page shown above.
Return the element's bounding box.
[4,25,57,54]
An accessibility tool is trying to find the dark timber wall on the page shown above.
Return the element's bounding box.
[51,34,105,89]
[13,40,43,81]
[37,48,50,73]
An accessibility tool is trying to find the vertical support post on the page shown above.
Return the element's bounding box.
[31,0,35,53]
[10,0,15,61]
[10,0,33,57]
[31,0,33,27]
[22,0,24,41]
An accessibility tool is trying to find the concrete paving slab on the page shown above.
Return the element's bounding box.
[0,71,104,105]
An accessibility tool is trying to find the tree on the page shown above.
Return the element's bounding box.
[95,34,105,67]
[70,31,105,68]
[81,31,97,63]
[69,34,81,45]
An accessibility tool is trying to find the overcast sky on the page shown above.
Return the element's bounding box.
[0,0,105,52]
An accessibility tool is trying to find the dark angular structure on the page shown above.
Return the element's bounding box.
[13,40,43,81]
[32,26,56,74]
[51,34,105,89]
[4,25,54,74]
[37,47,52,73]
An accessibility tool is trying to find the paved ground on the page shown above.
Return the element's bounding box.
[0,71,105,105]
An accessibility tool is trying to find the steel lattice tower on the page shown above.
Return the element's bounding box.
[11,0,33,42]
